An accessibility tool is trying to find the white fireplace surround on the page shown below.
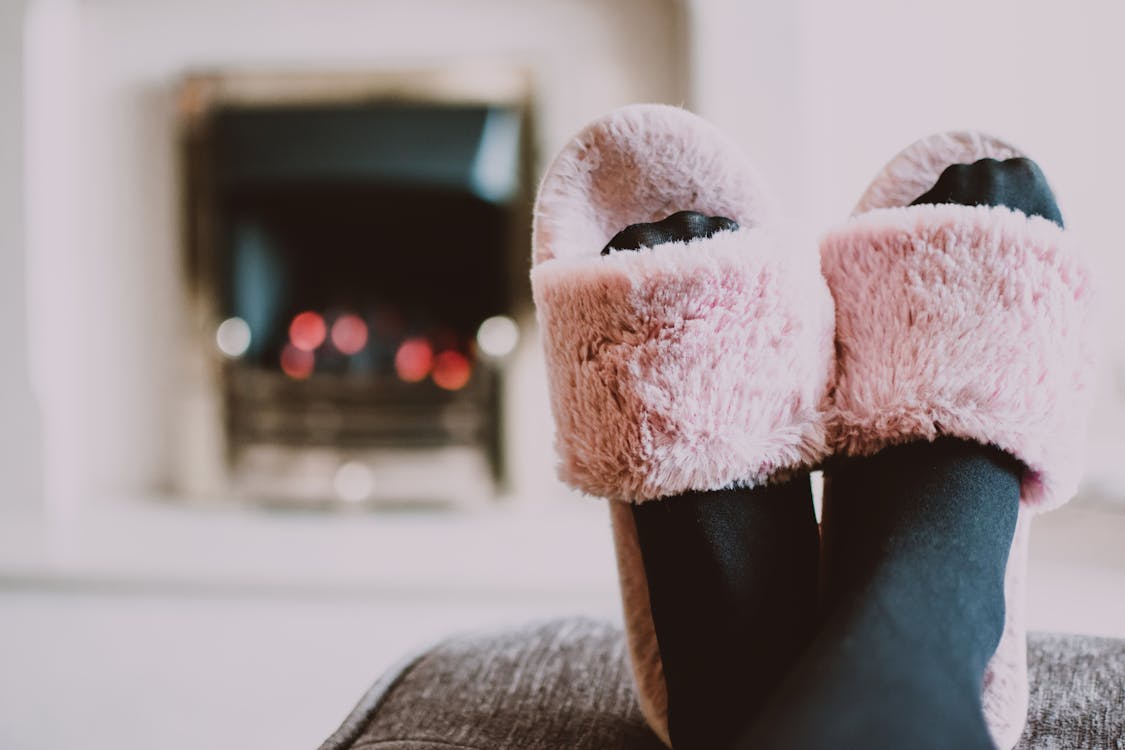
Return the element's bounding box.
[9,0,1125,517]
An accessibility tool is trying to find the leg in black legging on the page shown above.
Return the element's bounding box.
[633,481,819,749]
[738,157,1063,750]
[605,212,821,750]
[740,439,1020,749]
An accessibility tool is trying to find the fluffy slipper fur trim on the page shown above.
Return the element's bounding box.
[822,202,1096,512]
[533,226,835,503]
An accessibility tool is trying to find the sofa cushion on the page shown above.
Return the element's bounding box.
[319,618,1125,750]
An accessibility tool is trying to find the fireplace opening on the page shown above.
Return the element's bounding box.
[181,74,532,507]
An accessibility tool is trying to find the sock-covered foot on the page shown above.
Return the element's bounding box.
[739,158,1063,750]
[602,211,740,254]
[911,156,1064,227]
[607,212,820,750]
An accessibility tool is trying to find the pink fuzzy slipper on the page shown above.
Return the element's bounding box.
[531,104,835,744]
[820,132,1099,749]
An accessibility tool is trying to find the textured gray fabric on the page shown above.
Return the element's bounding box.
[319,646,433,750]
[321,618,1125,750]
[319,618,664,750]
[1016,632,1125,749]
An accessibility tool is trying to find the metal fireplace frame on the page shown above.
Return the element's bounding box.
[176,65,537,507]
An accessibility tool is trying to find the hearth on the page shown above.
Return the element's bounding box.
[179,71,532,507]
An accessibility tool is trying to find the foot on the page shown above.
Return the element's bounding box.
[602,210,739,254]
[609,211,820,750]
[741,157,1064,750]
[911,156,1063,227]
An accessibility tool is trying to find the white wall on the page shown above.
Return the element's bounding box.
[26,0,689,505]
[1,0,43,513]
[687,0,804,212]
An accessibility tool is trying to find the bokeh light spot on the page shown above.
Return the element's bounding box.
[432,350,472,391]
[289,311,327,351]
[476,315,519,358]
[216,317,251,358]
[394,337,434,383]
[331,313,369,355]
[334,461,374,503]
[280,343,315,380]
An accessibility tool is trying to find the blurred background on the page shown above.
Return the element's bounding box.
[1,1,1124,748]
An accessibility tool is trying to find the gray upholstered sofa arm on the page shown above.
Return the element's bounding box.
[319,618,1125,750]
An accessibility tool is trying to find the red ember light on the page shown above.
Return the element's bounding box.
[394,337,434,383]
[331,313,368,355]
[280,343,315,380]
[289,311,327,351]
[432,350,472,391]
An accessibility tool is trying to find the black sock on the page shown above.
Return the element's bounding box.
[600,210,740,255]
[741,440,1021,749]
[739,157,1062,750]
[634,482,819,749]
[910,156,1064,228]
[605,212,820,750]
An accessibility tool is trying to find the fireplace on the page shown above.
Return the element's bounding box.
[179,70,533,507]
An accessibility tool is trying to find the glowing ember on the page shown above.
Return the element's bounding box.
[289,311,327,352]
[432,350,472,391]
[280,343,315,379]
[394,337,434,383]
[331,313,368,355]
